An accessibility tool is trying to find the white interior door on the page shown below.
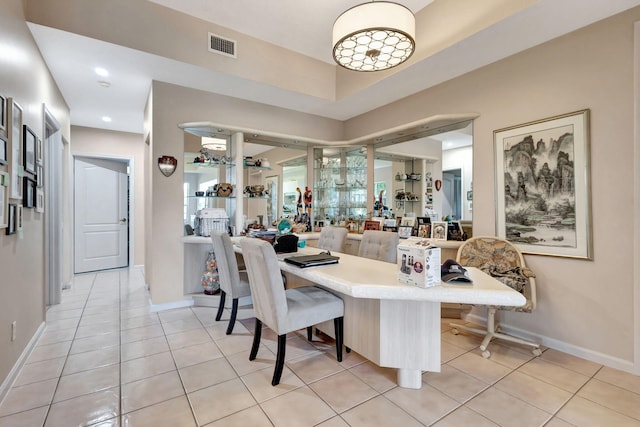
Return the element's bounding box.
[74,157,128,273]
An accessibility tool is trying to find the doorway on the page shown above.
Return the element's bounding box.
[74,156,129,273]
[44,108,64,306]
[442,168,462,220]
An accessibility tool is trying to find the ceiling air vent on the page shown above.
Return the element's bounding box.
[208,32,237,58]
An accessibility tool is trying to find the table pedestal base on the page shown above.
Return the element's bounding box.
[397,369,423,389]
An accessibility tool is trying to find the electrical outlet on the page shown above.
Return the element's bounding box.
[11,321,16,342]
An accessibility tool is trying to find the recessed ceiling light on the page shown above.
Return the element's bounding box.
[95,67,109,77]
[102,116,112,122]
[98,81,111,88]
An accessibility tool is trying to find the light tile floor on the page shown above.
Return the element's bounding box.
[1,268,639,426]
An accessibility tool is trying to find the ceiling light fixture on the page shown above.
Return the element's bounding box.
[201,137,227,151]
[101,116,112,122]
[95,67,109,77]
[332,1,415,72]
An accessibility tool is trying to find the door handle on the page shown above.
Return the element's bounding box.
[119,218,127,223]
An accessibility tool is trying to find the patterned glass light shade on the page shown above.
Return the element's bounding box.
[333,2,415,72]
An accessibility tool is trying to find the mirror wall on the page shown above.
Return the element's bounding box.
[374,120,473,224]
[181,116,474,234]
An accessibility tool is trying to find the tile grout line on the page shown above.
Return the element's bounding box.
[42,272,98,426]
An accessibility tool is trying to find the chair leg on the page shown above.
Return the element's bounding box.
[215,290,226,321]
[306,326,313,341]
[334,317,344,362]
[226,298,239,335]
[249,319,262,361]
[272,334,287,386]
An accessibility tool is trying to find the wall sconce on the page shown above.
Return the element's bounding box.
[158,155,177,177]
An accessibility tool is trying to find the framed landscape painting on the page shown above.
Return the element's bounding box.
[494,110,592,259]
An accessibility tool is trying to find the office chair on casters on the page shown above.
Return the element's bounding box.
[449,236,542,359]
[210,231,252,335]
[240,238,345,386]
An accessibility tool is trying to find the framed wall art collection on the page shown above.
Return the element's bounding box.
[0,94,45,235]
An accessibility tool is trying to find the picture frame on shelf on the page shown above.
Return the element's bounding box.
[363,220,381,231]
[431,221,447,241]
[23,125,36,176]
[447,221,463,241]
[23,177,35,208]
[6,203,16,235]
[400,216,416,228]
[0,134,7,166]
[494,109,592,259]
[418,223,431,238]
[398,225,413,239]
[7,98,22,199]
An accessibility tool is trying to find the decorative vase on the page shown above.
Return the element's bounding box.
[201,251,220,295]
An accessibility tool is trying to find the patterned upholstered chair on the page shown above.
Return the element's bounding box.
[210,231,252,335]
[240,238,344,386]
[449,236,542,358]
[317,226,348,253]
[357,230,399,263]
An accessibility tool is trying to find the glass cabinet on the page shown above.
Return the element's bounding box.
[313,146,367,225]
[184,156,235,233]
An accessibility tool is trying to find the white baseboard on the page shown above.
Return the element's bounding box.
[0,322,46,406]
[462,312,636,374]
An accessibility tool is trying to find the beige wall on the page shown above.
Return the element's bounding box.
[0,0,70,389]
[70,126,145,266]
[146,9,640,369]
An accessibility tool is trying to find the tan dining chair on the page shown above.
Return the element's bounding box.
[317,226,348,253]
[449,236,542,358]
[240,237,345,386]
[210,231,252,335]
[358,230,399,263]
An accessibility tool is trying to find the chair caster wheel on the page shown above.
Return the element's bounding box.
[481,350,491,358]
[451,328,460,335]
[532,348,542,357]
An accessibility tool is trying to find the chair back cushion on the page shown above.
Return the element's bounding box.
[457,236,537,311]
[240,238,288,329]
[357,230,399,263]
[211,231,241,295]
[318,226,348,253]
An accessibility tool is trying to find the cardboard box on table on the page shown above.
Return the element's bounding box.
[397,237,441,288]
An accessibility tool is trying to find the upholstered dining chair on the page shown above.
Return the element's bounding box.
[449,236,542,358]
[240,237,345,386]
[210,231,252,335]
[357,230,399,263]
[317,226,348,253]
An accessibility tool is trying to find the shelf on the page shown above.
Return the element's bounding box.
[188,195,234,199]
[316,186,366,191]
[188,161,235,167]
[243,196,269,199]
[245,164,272,170]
